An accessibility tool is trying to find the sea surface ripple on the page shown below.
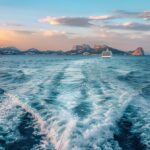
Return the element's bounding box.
[0,55,150,150]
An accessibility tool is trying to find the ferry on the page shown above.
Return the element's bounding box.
[101,49,112,58]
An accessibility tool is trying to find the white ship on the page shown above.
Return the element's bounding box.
[101,49,112,58]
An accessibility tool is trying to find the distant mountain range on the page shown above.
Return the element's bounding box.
[0,45,145,56]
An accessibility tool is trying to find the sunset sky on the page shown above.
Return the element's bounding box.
[0,0,150,52]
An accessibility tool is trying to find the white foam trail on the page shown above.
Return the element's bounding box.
[66,60,137,149]
[1,57,147,150]
[5,93,76,150]
[0,95,25,146]
[127,96,150,149]
[70,90,135,149]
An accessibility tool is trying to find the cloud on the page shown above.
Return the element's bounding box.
[41,30,66,37]
[115,10,150,21]
[6,23,24,27]
[89,15,114,20]
[101,22,150,31]
[39,15,115,27]
[1,28,150,52]
[0,22,24,27]
[13,30,36,35]
[94,28,149,40]
[9,29,67,37]
[39,16,92,27]
[39,10,150,28]
[92,28,150,51]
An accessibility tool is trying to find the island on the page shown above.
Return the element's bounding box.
[0,44,145,56]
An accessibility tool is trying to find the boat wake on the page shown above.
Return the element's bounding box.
[0,56,149,150]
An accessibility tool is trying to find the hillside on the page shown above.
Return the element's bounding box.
[128,47,145,56]
[66,45,128,55]
[0,45,145,56]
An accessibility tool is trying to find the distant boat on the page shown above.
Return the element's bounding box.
[101,49,112,58]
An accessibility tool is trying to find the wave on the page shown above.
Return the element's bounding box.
[117,71,141,83]
[117,70,149,88]
[1,93,77,150]
[141,85,150,99]
[0,94,54,150]
[0,88,5,95]
[115,94,150,150]
[114,108,146,150]
[0,70,31,84]
[60,61,137,149]
[0,56,149,150]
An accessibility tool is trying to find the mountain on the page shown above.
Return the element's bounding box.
[0,47,21,55]
[66,44,93,55]
[23,48,43,55]
[44,50,64,55]
[92,45,128,55]
[66,44,128,55]
[0,45,145,56]
[129,47,145,56]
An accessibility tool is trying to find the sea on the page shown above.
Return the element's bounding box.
[0,55,150,150]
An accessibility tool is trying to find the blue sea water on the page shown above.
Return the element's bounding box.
[0,55,150,150]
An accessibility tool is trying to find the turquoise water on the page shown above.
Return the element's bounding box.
[0,55,150,150]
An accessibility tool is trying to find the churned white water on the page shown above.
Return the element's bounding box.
[0,55,149,150]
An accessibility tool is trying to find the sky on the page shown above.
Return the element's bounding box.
[0,0,150,52]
